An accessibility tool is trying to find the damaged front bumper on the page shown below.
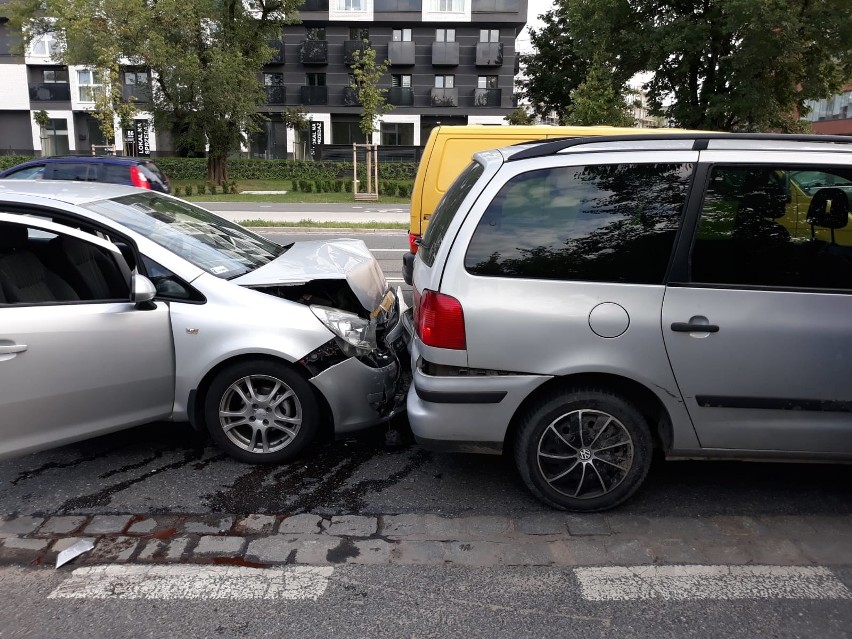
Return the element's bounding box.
[303,290,413,433]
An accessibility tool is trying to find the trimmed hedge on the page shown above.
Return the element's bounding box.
[0,156,33,171]
[154,158,418,182]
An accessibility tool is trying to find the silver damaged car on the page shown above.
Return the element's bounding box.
[0,181,410,463]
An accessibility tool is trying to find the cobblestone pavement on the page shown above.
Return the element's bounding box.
[2,511,850,569]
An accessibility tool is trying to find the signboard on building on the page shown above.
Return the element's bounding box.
[134,120,150,157]
[310,121,324,159]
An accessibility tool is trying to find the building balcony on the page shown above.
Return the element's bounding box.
[28,82,71,101]
[375,0,421,10]
[265,85,286,105]
[389,86,414,106]
[471,0,520,11]
[267,41,285,64]
[342,86,361,106]
[430,87,458,107]
[299,40,328,65]
[387,41,415,66]
[476,42,503,66]
[343,40,370,65]
[432,42,459,66]
[301,85,328,105]
[474,87,502,107]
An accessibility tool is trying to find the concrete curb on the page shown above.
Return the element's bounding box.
[2,512,850,568]
[249,226,407,234]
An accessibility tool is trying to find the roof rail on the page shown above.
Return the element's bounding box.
[506,132,852,162]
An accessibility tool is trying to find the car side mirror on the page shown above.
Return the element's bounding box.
[132,273,157,309]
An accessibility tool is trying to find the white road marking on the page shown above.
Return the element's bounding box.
[386,278,406,283]
[574,565,852,601]
[369,248,408,252]
[48,565,334,601]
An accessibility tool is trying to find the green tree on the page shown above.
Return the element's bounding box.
[520,0,852,132]
[349,46,393,140]
[562,55,633,127]
[504,106,535,125]
[10,0,301,183]
[516,5,588,122]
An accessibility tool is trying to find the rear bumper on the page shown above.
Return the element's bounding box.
[406,342,551,452]
[402,252,415,286]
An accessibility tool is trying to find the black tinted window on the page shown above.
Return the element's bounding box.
[141,255,204,302]
[51,163,95,181]
[465,163,693,283]
[103,164,131,183]
[692,165,852,290]
[420,161,484,267]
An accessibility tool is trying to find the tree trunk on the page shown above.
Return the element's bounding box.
[206,154,228,185]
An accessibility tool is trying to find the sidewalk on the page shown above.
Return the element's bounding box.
[200,202,410,225]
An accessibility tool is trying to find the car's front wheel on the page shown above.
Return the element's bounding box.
[203,360,319,464]
[514,387,653,511]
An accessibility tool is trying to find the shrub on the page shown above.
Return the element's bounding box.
[344,179,353,193]
[183,185,193,197]
[229,181,238,194]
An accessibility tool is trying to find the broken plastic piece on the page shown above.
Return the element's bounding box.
[56,539,95,568]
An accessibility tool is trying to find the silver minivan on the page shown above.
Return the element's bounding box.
[408,133,852,511]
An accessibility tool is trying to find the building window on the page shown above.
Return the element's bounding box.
[436,28,456,42]
[77,69,106,102]
[479,29,499,42]
[432,0,464,10]
[477,75,498,89]
[306,27,326,40]
[331,121,367,144]
[42,68,68,83]
[349,27,369,41]
[338,0,363,10]
[306,73,326,86]
[381,122,414,146]
[43,118,70,155]
[435,75,454,89]
[392,29,412,42]
[392,74,412,87]
[124,71,148,86]
[265,73,284,86]
[29,32,61,57]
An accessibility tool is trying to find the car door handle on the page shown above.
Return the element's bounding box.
[670,322,719,333]
[0,344,28,354]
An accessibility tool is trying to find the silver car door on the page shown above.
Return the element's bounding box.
[662,158,852,454]
[0,215,174,459]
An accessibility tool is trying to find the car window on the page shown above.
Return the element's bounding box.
[692,165,852,290]
[102,164,131,184]
[420,161,485,267]
[50,163,96,181]
[141,255,204,302]
[0,221,129,305]
[5,165,46,180]
[142,161,166,181]
[80,192,283,279]
[465,163,693,284]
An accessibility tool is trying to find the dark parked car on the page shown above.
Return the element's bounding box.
[0,156,170,193]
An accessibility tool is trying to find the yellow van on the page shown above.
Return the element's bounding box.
[403,125,687,281]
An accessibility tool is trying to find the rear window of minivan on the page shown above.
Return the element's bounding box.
[420,161,484,267]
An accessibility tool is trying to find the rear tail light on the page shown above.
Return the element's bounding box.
[130,166,151,189]
[414,289,466,350]
[408,233,420,254]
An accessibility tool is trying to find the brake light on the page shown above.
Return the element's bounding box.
[130,166,151,189]
[408,233,420,254]
[415,289,466,350]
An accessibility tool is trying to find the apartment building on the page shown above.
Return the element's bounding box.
[0,0,527,158]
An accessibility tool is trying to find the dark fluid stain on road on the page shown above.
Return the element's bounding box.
[10,444,132,486]
[205,429,433,515]
[56,449,222,513]
[326,538,360,563]
[212,556,269,569]
[100,450,167,479]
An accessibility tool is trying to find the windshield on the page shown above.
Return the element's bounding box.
[81,192,283,279]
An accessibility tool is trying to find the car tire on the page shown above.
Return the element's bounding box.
[514,387,653,512]
[203,359,320,464]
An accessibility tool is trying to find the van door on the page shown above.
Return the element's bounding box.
[662,160,852,454]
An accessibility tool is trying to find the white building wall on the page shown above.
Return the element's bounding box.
[30,109,76,152]
[422,0,470,22]
[0,65,31,110]
[466,115,507,125]
[329,0,373,21]
[308,112,332,143]
[376,113,421,145]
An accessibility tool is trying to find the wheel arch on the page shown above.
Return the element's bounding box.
[187,353,334,441]
[503,372,674,457]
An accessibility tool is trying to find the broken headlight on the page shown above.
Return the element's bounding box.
[310,305,377,357]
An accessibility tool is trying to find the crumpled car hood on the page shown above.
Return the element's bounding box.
[231,239,388,312]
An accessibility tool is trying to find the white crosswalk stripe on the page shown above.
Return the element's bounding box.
[48,565,334,601]
[574,565,852,601]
